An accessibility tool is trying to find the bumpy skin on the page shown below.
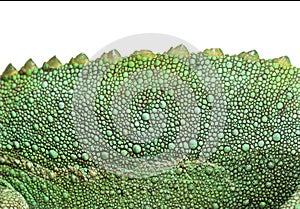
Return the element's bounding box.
[0,46,299,209]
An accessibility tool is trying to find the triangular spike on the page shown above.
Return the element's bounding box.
[107,49,121,60]
[2,63,18,76]
[45,56,62,69]
[132,50,155,58]
[203,48,224,57]
[69,53,89,65]
[167,44,189,57]
[20,58,38,74]
[248,50,259,57]
[97,52,108,62]
[238,50,259,61]
[176,44,189,52]
[69,57,75,65]
[75,53,89,64]
[273,56,292,67]
[97,49,121,63]
[24,58,38,69]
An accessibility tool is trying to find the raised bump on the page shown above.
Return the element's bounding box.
[238,50,260,61]
[203,48,224,57]
[167,44,189,57]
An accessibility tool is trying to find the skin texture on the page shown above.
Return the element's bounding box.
[0,45,299,209]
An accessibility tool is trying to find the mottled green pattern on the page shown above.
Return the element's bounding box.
[0,46,299,208]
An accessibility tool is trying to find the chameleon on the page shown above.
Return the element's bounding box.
[0,45,299,209]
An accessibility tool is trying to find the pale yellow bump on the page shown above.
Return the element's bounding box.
[88,168,98,177]
[67,165,87,180]
[0,157,5,163]
[49,171,57,179]
[14,158,21,165]
[26,161,33,170]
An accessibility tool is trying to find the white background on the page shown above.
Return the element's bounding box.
[0,1,300,73]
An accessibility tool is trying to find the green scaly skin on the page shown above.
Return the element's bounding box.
[0,45,299,209]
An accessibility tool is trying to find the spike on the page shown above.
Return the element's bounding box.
[2,63,18,76]
[131,50,155,58]
[43,56,62,69]
[20,59,38,74]
[203,48,224,57]
[273,56,292,68]
[167,44,189,57]
[69,53,89,65]
[238,50,260,61]
[97,49,121,64]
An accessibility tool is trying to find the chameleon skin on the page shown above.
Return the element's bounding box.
[0,46,299,208]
